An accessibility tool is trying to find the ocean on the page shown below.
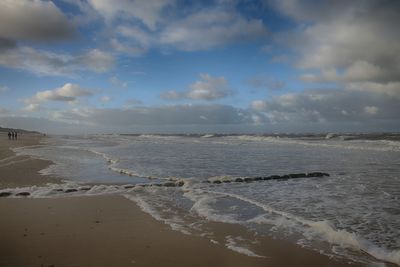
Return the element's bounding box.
[6,134,400,266]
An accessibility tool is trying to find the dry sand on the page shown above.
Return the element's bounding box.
[0,133,366,267]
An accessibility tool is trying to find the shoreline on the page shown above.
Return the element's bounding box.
[0,133,368,266]
[0,133,61,189]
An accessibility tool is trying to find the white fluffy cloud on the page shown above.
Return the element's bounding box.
[88,0,173,29]
[0,0,73,42]
[0,47,114,76]
[161,74,232,101]
[81,0,268,53]
[251,100,268,111]
[116,25,152,47]
[0,1,116,77]
[272,0,400,87]
[188,74,232,100]
[24,83,92,107]
[250,88,399,126]
[364,106,378,115]
[347,82,400,98]
[160,8,267,51]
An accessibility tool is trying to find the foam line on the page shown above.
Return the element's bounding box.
[0,180,187,198]
[232,136,400,152]
[85,148,172,181]
[123,193,191,235]
[225,236,265,258]
[199,189,400,266]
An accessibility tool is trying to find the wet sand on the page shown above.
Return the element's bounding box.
[0,133,60,188]
[0,133,366,267]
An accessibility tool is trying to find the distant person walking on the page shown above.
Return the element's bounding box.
[11,132,14,140]
[8,132,11,140]
[14,132,18,140]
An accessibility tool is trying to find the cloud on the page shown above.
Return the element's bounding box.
[124,98,143,108]
[251,100,268,111]
[109,75,128,88]
[160,8,267,51]
[109,24,153,56]
[0,103,266,134]
[0,0,73,43]
[79,49,115,73]
[300,61,399,84]
[247,75,285,91]
[364,106,378,115]
[88,0,174,30]
[110,38,147,56]
[161,74,232,101]
[116,25,152,47]
[3,95,399,133]
[84,1,268,54]
[100,96,111,103]
[270,55,289,64]
[54,104,253,127]
[24,83,92,107]
[59,0,101,26]
[272,0,400,87]
[0,116,82,134]
[160,90,183,100]
[22,104,41,112]
[346,82,400,98]
[187,74,232,100]
[0,38,16,51]
[250,88,400,126]
[0,47,114,76]
[0,1,113,76]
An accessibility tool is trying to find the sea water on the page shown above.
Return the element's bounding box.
[9,134,400,266]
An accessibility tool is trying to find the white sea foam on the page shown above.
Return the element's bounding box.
[86,149,118,165]
[0,182,135,199]
[184,189,242,224]
[108,166,140,177]
[231,135,400,152]
[86,148,165,180]
[199,189,400,266]
[123,193,191,235]
[225,236,265,258]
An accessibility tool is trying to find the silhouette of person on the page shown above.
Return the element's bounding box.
[11,132,14,140]
[8,132,11,140]
[14,132,18,140]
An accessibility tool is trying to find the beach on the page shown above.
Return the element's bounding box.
[0,133,376,266]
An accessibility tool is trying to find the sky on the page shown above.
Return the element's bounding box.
[0,0,399,134]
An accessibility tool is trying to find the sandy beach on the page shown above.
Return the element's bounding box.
[0,133,367,267]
